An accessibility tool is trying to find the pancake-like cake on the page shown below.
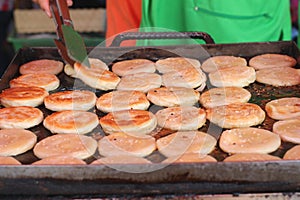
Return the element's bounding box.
[249,53,297,70]
[273,118,300,144]
[90,155,152,165]
[199,87,251,108]
[206,103,265,128]
[162,153,217,163]
[147,87,200,107]
[0,86,48,107]
[0,129,37,156]
[19,59,63,75]
[10,73,60,91]
[265,97,300,120]
[156,131,217,157]
[155,106,206,131]
[73,62,120,91]
[32,155,86,165]
[112,59,156,76]
[43,110,99,134]
[96,90,150,113]
[162,67,206,89]
[256,67,300,86]
[283,145,300,160]
[223,153,281,162]
[98,132,156,157]
[0,156,22,165]
[0,106,43,129]
[155,57,201,74]
[208,66,256,87]
[33,134,97,159]
[201,56,247,73]
[44,90,96,111]
[117,72,162,93]
[99,110,157,135]
[219,128,281,154]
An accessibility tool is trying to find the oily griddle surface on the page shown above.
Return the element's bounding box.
[0,41,300,196]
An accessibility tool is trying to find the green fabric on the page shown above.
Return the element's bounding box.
[139,0,291,46]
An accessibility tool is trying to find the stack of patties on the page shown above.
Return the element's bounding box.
[249,53,300,86]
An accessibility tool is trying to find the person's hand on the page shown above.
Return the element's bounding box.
[32,0,73,17]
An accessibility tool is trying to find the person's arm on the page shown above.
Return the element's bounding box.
[32,0,73,17]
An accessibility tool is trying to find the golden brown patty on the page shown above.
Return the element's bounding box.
[162,153,217,163]
[98,132,156,157]
[9,73,60,91]
[43,110,99,134]
[147,87,200,107]
[249,53,297,70]
[0,129,37,156]
[156,131,217,157]
[0,156,22,165]
[223,153,281,162]
[96,90,150,113]
[0,86,49,107]
[44,90,97,111]
[33,134,97,159]
[32,155,87,165]
[219,128,281,154]
[283,145,300,160]
[265,97,300,120]
[116,72,162,93]
[162,67,206,89]
[201,56,247,73]
[206,103,265,128]
[255,67,300,86]
[19,59,63,75]
[208,66,256,87]
[99,110,157,135]
[155,106,206,131]
[199,87,251,108]
[155,57,201,74]
[73,62,120,91]
[90,155,152,165]
[0,106,43,129]
[273,118,300,144]
[112,59,156,76]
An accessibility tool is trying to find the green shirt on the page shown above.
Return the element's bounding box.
[139,0,291,45]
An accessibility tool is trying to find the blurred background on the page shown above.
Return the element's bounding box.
[0,0,298,76]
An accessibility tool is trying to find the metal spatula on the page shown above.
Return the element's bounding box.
[50,0,90,67]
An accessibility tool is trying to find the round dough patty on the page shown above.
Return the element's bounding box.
[156,131,217,157]
[199,87,251,108]
[283,145,300,160]
[147,87,200,107]
[201,56,247,73]
[255,67,300,86]
[206,103,265,128]
[155,106,206,131]
[10,73,60,91]
[223,153,281,162]
[273,118,300,144]
[155,57,201,74]
[117,72,162,93]
[0,129,37,156]
[112,59,156,76]
[249,53,297,70]
[0,106,43,129]
[19,59,63,75]
[99,110,157,135]
[32,155,86,165]
[44,90,96,111]
[96,90,150,113]
[208,66,256,87]
[43,110,99,134]
[98,132,156,157]
[265,97,300,120]
[33,134,97,159]
[219,128,281,154]
[0,86,49,107]
[162,153,217,163]
[0,156,22,165]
